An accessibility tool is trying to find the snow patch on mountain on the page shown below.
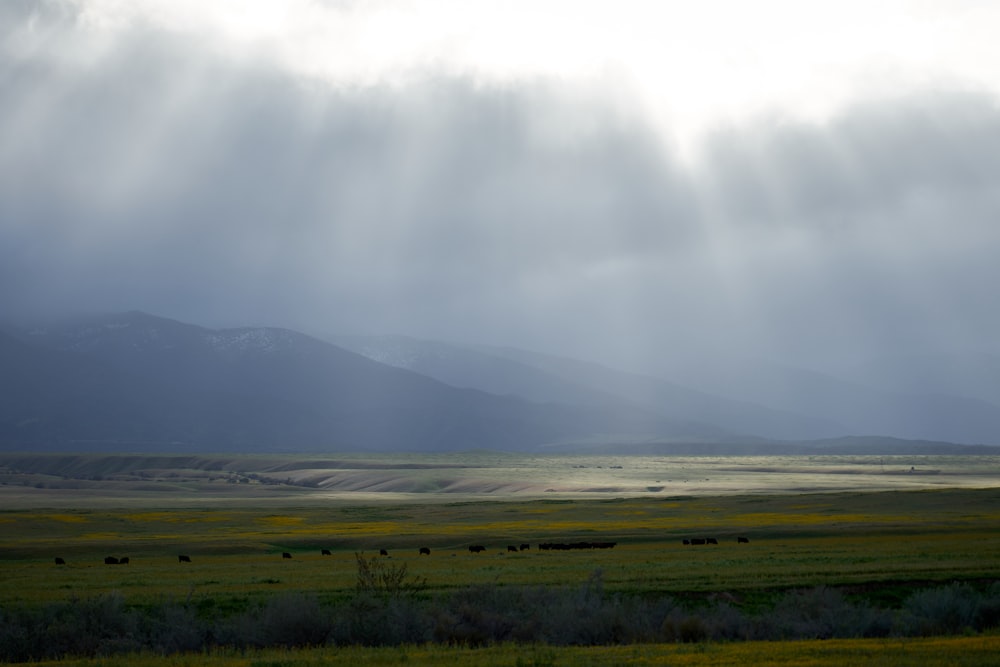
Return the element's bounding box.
[205,328,297,354]
[349,337,440,370]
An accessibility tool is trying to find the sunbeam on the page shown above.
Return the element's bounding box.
[2,1,1000,445]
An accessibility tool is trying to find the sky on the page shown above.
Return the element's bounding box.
[2,0,1000,373]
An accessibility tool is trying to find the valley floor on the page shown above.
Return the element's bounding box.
[2,452,1000,508]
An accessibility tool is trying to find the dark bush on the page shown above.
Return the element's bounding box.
[899,582,981,636]
[354,552,425,598]
[50,592,142,657]
[2,580,999,661]
[218,593,331,649]
[768,586,891,640]
[144,603,205,654]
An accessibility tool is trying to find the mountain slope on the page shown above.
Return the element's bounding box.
[332,334,1000,446]
[330,334,842,440]
[1,312,712,451]
[648,354,1000,446]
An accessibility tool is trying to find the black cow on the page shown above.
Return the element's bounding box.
[104,556,119,565]
[706,538,718,545]
[379,549,388,556]
[519,543,530,551]
[468,545,486,554]
[178,554,191,563]
[737,536,750,544]
[321,549,332,556]
[419,547,431,556]
[507,545,518,552]
[119,556,130,564]
[683,539,691,545]
[690,538,706,546]
[282,552,292,559]
[55,557,66,565]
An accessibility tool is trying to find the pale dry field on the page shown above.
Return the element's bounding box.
[1,453,999,508]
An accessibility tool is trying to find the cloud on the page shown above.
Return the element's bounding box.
[2,1,1000,373]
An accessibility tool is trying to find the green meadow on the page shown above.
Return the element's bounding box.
[10,635,1000,667]
[2,488,1000,606]
[1,453,999,664]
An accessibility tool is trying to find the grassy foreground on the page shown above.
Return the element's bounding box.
[15,634,1000,667]
[2,487,999,607]
[2,479,999,663]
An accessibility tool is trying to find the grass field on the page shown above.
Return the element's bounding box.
[3,453,999,507]
[9,634,1000,667]
[2,486,999,606]
[1,453,998,664]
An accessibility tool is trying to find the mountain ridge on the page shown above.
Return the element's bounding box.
[3,311,998,453]
[1,311,718,452]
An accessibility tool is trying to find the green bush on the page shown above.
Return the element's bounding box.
[900,582,981,636]
[354,552,425,597]
[2,580,999,660]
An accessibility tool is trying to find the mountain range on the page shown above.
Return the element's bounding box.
[1,311,998,453]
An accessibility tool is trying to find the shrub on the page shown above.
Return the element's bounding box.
[50,592,142,657]
[3,579,999,660]
[354,552,425,597]
[145,603,205,654]
[974,582,1000,630]
[900,582,980,636]
[763,586,891,640]
[216,593,331,649]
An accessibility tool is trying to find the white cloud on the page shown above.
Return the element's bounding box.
[57,0,1000,148]
[2,1,1000,372]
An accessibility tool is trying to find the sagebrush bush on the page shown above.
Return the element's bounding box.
[2,579,999,660]
[900,582,981,636]
[144,602,204,654]
[354,552,425,597]
[766,586,893,640]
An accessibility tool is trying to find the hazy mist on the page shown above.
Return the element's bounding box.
[3,1,999,378]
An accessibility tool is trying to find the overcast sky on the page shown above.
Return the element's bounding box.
[2,0,999,372]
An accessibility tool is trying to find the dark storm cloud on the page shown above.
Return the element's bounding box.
[2,1,999,371]
[687,93,1000,364]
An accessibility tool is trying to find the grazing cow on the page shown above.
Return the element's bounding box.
[321,549,332,556]
[507,545,518,553]
[178,555,191,563]
[55,557,66,565]
[379,549,388,556]
[683,539,691,545]
[282,552,292,559]
[468,545,486,554]
[419,547,431,556]
[737,536,750,544]
[706,538,718,545]
[104,556,119,565]
[519,543,530,551]
[119,557,130,564]
[690,538,706,546]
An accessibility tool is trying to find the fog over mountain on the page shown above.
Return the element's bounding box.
[2,311,998,452]
[3,2,1000,445]
[2,311,718,451]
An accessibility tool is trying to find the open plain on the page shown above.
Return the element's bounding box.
[2,453,999,665]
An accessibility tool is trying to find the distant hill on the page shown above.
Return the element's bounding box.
[329,334,843,440]
[2,311,997,454]
[646,353,1000,447]
[328,334,1000,451]
[0,312,714,452]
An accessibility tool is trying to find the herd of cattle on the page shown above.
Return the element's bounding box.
[683,537,750,545]
[53,536,750,565]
